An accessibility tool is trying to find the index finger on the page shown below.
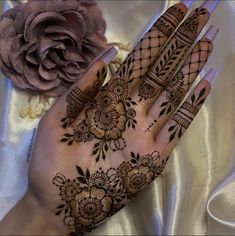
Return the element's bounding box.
[111,1,190,85]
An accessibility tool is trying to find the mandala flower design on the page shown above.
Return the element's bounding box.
[117,162,133,178]
[96,93,117,111]
[88,171,110,189]
[140,154,154,166]
[59,180,80,202]
[139,81,158,100]
[108,78,128,101]
[85,102,126,140]
[74,121,94,143]
[123,165,154,195]
[0,0,107,96]
[70,186,113,227]
[53,173,80,202]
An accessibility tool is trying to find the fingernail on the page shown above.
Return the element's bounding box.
[203,25,219,41]
[88,46,118,70]
[203,68,218,83]
[181,0,195,9]
[101,46,118,65]
[200,0,220,14]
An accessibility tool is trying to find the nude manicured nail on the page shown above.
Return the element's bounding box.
[181,0,195,9]
[203,25,219,41]
[100,47,118,65]
[88,47,118,69]
[203,69,218,83]
[200,0,220,14]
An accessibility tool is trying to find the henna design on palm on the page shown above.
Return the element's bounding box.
[61,57,137,162]
[168,86,207,142]
[61,67,107,128]
[139,8,208,101]
[60,4,186,162]
[53,151,169,236]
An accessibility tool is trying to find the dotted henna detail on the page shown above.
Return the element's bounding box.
[145,38,212,132]
[139,8,208,102]
[53,151,169,236]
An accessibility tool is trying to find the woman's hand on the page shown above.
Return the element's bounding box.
[0,0,220,235]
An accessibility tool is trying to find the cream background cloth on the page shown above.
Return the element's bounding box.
[0,0,235,235]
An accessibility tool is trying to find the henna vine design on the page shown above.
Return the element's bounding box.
[129,4,186,82]
[158,38,212,118]
[53,151,169,235]
[139,8,208,102]
[60,4,187,161]
[168,87,207,142]
[61,58,137,162]
[61,66,107,128]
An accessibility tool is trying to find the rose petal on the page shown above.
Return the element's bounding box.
[49,33,76,48]
[26,43,39,65]
[62,10,85,36]
[39,37,58,59]
[41,56,57,70]
[58,69,79,82]
[10,36,31,74]
[49,50,68,66]
[63,62,80,75]
[0,38,14,67]
[24,63,60,90]
[24,12,66,42]
[39,64,57,81]
[45,25,78,45]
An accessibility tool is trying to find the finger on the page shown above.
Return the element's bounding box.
[146,25,218,135]
[111,1,189,89]
[138,0,219,103]
[48,47,118,128]
[154,69,217,159]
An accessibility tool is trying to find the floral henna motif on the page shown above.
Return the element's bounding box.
[168,87,207,142]
[61,58,137,162]
[139,8,208,101]
[61,67,107,128]
[53,151,169,235]
[60,4,187,161]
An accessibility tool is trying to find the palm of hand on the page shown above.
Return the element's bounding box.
[28,3,215,235]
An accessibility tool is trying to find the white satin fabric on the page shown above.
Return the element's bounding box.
[0,0,235,235]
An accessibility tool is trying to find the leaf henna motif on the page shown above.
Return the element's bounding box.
[145,38,212,133]
[53,151,169,235]
[168,86,207,142]
[61,58,136,162]
[139,8,208,101]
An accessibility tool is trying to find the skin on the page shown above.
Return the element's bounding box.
[0,2,215,235]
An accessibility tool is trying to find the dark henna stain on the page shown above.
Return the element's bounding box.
[61,66,107,128]
[53,151,169,235]
[168,86,207,142]
[146,38,212,132]
[139,8,207,102]
[61,59,136,162]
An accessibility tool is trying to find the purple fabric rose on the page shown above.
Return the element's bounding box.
[0,0,107,96]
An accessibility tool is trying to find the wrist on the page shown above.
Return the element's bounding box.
[0,190,68,235]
